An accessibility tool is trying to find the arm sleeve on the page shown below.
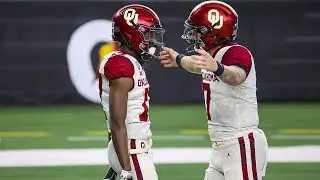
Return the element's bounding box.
[221,46,252,76]
[103,55,134,80]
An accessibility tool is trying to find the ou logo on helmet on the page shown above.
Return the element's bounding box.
[124,8,139,26]
[67,19,114,104]
[208,9,224,29]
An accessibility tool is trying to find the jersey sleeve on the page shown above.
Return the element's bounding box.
[103,55,134,80]
[221,46,252,76]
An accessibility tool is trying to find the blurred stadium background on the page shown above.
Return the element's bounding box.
[1,0,320,179]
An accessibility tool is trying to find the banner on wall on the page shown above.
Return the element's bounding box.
[66,19,116,103]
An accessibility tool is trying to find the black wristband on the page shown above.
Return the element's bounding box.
[213,62,225,76]
[176,54,185,67]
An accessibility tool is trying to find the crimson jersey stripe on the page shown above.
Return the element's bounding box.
[238,136,249,180]
[248,132,258,180]
[98,74,102,98]
[202,83,211,120]
[139,88,149,122]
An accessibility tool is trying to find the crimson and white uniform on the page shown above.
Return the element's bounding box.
[202,44,268,180]
[98,50,157,180]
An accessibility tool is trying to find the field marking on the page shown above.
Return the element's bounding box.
[0,146,320,167]
[68,136,107,141]
[152,135,205,140]
[84,130,107,136]
[85,130,209,136]
[182,129,320,136]
[271,134,320,140]
[67,135,205,142]
[279,129,320,134]
[180,129,208,135]
[0,131,50,137]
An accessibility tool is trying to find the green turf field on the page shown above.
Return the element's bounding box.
[0,163,319,180]
[0,103,320,179]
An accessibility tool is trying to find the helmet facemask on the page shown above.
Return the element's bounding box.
[138,25,165,62]
[114,20,165,63]
[181,21,207,53]
[181,20,234,53]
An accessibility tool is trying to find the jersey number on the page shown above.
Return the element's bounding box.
[139,88,149,122]
[202,83,211,120]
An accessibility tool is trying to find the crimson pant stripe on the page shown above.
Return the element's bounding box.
[130,139,136,149]
[131,154,143,180]
[238,136,249,180]
[130,140,143,179]
[248,132,258,180]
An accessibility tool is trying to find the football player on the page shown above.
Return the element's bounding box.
[159,1,268,180]
[98,4,165,180]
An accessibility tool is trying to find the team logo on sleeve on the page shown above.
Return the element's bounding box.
[208,9,223,29]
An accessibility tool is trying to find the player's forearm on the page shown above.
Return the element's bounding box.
[110,94,131,171]
[218,65,246,86]
[181,56,201,74]
[110,124,131,170]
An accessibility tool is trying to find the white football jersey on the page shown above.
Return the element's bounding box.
[98,50,151,140]
[202,45,259,141]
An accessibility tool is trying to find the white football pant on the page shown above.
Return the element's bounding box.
[204,129,268,180]
[108,138,158,180]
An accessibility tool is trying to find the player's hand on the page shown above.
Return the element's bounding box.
[119,170,133,180]
[191,47,218,72]
[159,47,179,68]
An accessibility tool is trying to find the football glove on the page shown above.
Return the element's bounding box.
[119,170,133,180]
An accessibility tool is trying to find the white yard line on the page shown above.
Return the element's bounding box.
[152,135,205,140]
[0,146,320,167]
[67,135,205,142]
[68,134,320,142]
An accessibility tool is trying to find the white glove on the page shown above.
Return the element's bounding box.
[119,170,133,180]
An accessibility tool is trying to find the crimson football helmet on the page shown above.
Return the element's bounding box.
[112,4,165,62]
[182,1,238,52]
